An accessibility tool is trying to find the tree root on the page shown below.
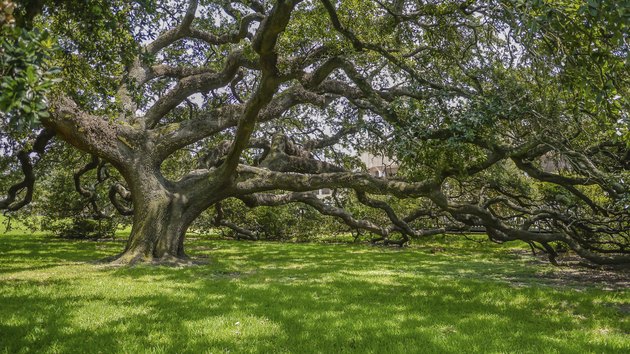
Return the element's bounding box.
[102,252,207,267]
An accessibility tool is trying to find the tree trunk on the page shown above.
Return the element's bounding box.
[112,171,192,265]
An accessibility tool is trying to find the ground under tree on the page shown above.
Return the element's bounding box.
[1,0,629,265]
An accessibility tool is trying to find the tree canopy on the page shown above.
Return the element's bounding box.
[1,0,628,265]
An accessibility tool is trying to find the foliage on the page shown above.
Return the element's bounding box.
[46,0,148,114]
[1,141,130,238]
[195,197,345,242]
[0,1,15,27]
[41,217,116,239]
[0,25,59,133]
[506,0,629,144]
[0,0,628,265]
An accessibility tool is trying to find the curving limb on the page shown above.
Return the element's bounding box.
[0,129,55,211]
[237,190,449,246]
[240,192,388,237]
[73,154,107,218]
[213,202,258,240]
[108,183,133,216]
[33,0,628,265]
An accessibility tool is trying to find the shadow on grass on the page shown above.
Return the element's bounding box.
[0,235,122,270]
[0,236,628,353]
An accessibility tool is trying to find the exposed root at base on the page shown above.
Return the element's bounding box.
[100,252,208,267]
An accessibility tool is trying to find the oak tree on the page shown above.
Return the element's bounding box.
[1,0,628,265]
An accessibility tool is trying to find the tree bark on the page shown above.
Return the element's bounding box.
[112,169,191,264]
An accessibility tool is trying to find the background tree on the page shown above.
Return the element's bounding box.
[0,0,628,265]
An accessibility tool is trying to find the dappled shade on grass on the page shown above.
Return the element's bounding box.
[0,234,628,353]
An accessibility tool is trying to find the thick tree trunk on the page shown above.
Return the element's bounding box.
[112,170,193,264]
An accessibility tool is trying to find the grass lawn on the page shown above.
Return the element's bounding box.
[0,231,628,353]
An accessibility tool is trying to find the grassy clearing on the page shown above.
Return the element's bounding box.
[0,214,35,236]
[0,232,628,354]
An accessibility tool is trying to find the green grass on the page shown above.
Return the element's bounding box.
[0,232,628,353]
[0,214,35,236]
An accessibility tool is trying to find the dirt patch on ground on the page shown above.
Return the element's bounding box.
[535,267,630,291]
[508,250,630,291]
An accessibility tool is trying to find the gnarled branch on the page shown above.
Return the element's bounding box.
[0,129,55,211]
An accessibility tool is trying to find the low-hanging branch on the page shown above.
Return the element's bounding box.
[1,0,627,266]
[0,129,55,211]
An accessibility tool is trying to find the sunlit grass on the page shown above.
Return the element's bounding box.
[0,214,34,236]
[0,232,628,353]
